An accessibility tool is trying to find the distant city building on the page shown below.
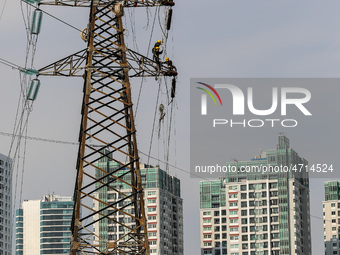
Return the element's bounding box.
[93,153,184,255]
[323,181,340,255]
[200,134,311,255]
[0,153,12,255]
[16,194,73,255]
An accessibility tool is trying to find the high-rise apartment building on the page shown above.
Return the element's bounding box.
[0,153,12,255]
[16,194,73,255]
[200,135,311,255]
[323,181,340,255]
[93,154,183,255]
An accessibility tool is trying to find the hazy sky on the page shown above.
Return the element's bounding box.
[1,0,340,254]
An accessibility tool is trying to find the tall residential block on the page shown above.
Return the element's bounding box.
[200,134,311,255]
[323,181,340,255]
[0,153,12,255]
[93,154,184,255]
[16,194,73,255]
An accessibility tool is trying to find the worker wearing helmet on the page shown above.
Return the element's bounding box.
[152,45,163,68]
[154,40,162,49]
[165,57,177,73]
[152,40,162,60]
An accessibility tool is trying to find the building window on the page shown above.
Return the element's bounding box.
[148,191,156,196]
[148,224,157,229]
[230,235,239,240]
[203,219,211,223]
[270,183,278,189]
[149,240,157,245]
[148,216,156,221]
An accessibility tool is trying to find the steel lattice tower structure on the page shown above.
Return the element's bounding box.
[37,0,176,253]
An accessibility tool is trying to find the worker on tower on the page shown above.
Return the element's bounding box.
[164,57,178,100]
[152,40,162,66]
[165,57,177,71]
[153,46,163,68]
[164,57,177,76]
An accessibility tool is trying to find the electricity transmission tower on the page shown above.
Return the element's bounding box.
[36,0,177,254]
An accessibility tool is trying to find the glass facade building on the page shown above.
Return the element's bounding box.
[323,181,340,255]
[93,153,184,254]
[15,195,73,255]
[0,153,12,255]
[200,134,311,255]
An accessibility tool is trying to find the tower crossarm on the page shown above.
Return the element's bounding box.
[38,49,88,77]
[38,0,175,8]
[38,48,177,78]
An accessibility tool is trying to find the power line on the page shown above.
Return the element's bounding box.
[0,131,79,146]
[0,0,8,21]
[0,130,202,178]
[0,57,22,70]
[0,131,329,224]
